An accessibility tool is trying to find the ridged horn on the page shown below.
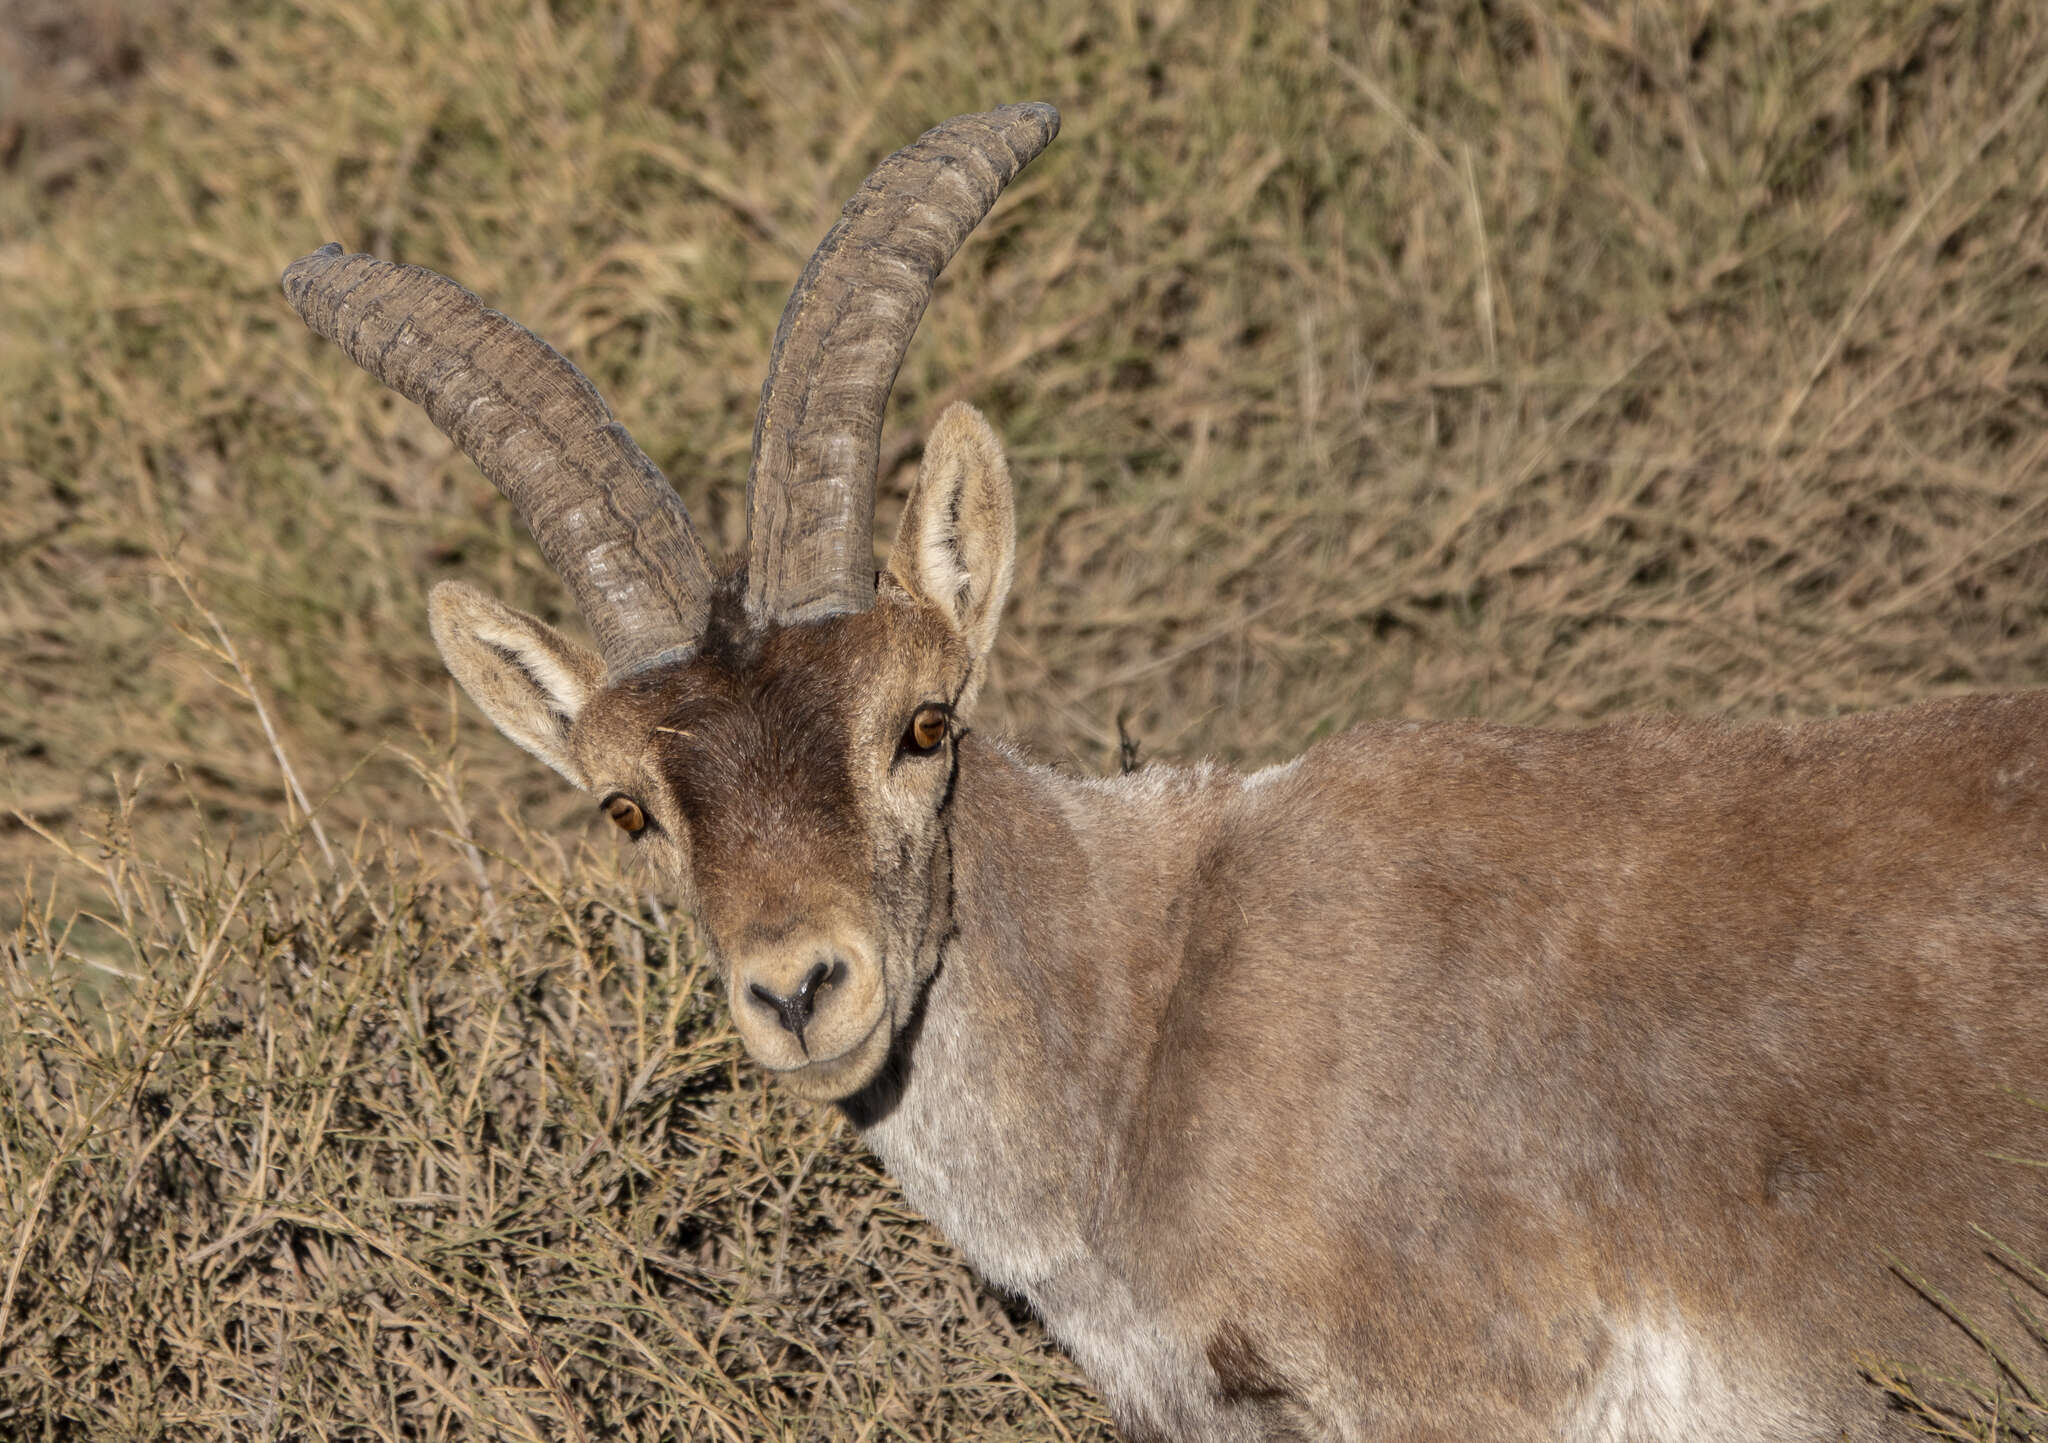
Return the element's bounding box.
[282,244,714,679]
[745,101,1060,624]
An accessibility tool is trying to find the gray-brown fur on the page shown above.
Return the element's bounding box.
[290,105,2048,1441]
[907,704,2048,1441]
[436,569,2048,1441]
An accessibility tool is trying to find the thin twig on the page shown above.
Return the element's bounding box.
[159,553,337,873]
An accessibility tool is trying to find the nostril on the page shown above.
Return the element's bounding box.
[745,978,790,1035]
[748,958,847,1043]
[793,960,833,1009]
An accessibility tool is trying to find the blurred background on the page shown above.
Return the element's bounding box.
[4,1,2046,1437]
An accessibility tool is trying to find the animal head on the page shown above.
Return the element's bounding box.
[282,104,1055,1099]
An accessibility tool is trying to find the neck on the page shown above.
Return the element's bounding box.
[844,733,1230,1292]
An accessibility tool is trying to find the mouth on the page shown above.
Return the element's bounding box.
[759,1008,893,1102]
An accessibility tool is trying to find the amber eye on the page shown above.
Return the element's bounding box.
[603,795,646,835]
[904,705,950,756]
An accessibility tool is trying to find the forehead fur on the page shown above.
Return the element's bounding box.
[575,575,968,846]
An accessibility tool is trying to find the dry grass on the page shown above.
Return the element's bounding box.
[5,0,2048,1436]
[5,779,1109,1439]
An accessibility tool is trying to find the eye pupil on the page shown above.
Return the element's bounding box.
[605,796,645,833]
[908,707,948,753]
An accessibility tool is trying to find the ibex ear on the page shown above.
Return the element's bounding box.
[428,580,603,788]
[886,403,1015,674]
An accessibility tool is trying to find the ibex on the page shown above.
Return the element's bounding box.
[284,104,2048,1442]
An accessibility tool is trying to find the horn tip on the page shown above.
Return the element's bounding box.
[281,242,353,309]
[995,100,1060,154]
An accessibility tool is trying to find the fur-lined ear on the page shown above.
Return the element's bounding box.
[886,402,1015,677]
[428,580,602,787]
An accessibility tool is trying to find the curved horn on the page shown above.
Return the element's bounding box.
[746,101,1060,624]
[282,245,714,679]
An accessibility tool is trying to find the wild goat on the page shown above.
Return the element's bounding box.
[284,104,2048,1442]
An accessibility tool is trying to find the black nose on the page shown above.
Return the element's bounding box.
[748,959,845,1045]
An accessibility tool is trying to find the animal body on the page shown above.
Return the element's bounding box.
[283,104,2048,1441]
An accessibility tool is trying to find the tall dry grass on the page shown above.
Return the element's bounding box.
[5,0,2048,1436]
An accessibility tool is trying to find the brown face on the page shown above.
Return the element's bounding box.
[570,587,973,1100]
[424,405,1015,1103]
